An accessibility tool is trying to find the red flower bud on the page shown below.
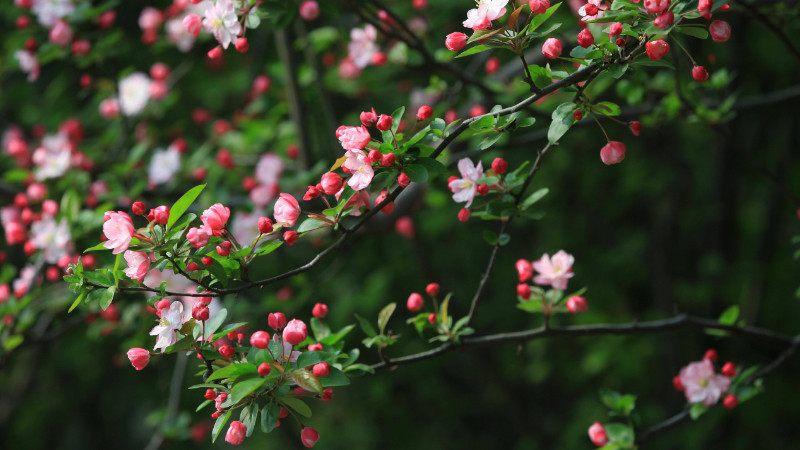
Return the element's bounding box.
[407,293,424,312]
[425,283,440,296]
[573,110,583,121]
[654,12,674,29]
[577,28,594,48]
[723,394,738,409]
[207,46,223,60]
[445,32,468,52]
[398,172,411,187]
[127,348,151,370]
[457,208,471,222]
[218,345,235,359]
[360,109,377,127]
[258,362,272,376]
[376,114,393,131]
[416,105,433,121]
[132,201,145,215]
[205,389,217,400]
[192,302,210,321]
[609,22,623,36]
[250,330,270,349]
[477,183,489,196]
[517,283,532,300]
[283,319,308,345]
[721,362,736,377]
[301,427,320,448]
[380,153,396,167]
[566,295,588,314]
[312,303,328,319]
[628,121,642,136]
[703,348,718,362]
[312,362,330,377]
[284,230,299,246]
[491,157,508,175]
[235,37,249,53]
[600,141,626,165]
[258,217,274,234]
[269,312,287,330]
[542,38,562,59]
[692,65,709,82]
[225,421,247,445]
[709,20,731,43]
[673,374,684,391]
[646,39,670,60]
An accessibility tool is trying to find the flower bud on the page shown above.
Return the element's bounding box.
[320,172,343,195]
[49,20,73,47]
[426,283,440,296]
[312,362,330,377]
[150,205,169,225]
[588,422,608,447]
[205,389,217,400]
[207,46,223,60]
[258,217,274,234]
[283,319,308,345]
[654,11,674,28]
[577,28,594,48]
[312,303,328,319]
[250,330,270,349]
[723,394,738,409]
[529,0,550,14]
[284,230,298,246]
[709,20,731,43]
[218,345,235,359]
[566,295,588,314]
[380,153,396,167]
[216,240,232,256]
[672,374,684,391]
[457,208,471,222]
[600,141,626,165]
[721,362,736,377]
[485,56,500,75]
[516,259,533,282]
[308,343,323,351]
[517,283,532,300]
[692,65,709,82]
[258,362,272,376]
[416,105,433,121]
[542,38,562,59]
[407,293,424,312]
[127,348,151,370]
[609,22,623,36]
[477,183,489,196]
[183,14,202,37]
[375,190,395,214]
[573,110,583,121]
[132,201,145,215]
[367,149,381,163]
[376,114,393,131]
[646,39,670,60]
[703,348,718,362]
[269,312,287,330]
[428,313,437,324]
[235,37,249,53]
[321,388,333,401]
[192,302,210,321]
[299,1,320,21]
[698,0,712,19]
[360,109,377,127]
[491,158,508,176]
[644,0,671,15]
[301,427,320,448]
[225,421,247,445]
[628,121,642,136]
[445,32,468,52]
[398,172,411,188]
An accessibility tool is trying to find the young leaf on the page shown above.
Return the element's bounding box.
[207,363,257,382]
[718,305,739,326]
[548,103,578,143]
[212,409,233,443]
[280,396,313,418]
[229,377,269,404]
[167,184,206,230]
[377,302,396,334]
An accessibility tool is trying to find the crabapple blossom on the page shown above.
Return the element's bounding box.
[588,422,608,447]
[679,359,731,406]
[30,216,71,263]
[579,0,606,22]
[274,193,300,227]
[191,302,209,321]
[48,20,72,46]
[449,158,484,208]
[123,251,150,282]
[301,427,320,448]
[183,14,202,37]
[268,312,287,330]
[348,24,378,69]
[148,146,181,185]
[542,38,562,59]
[201,203,230,234]
[225,421,247,445]
[150,301,184,352]
[14,50,39,81]
[126,348,151,370]
[187,225,212,248]
[31,0,74,27]
[99,98,120,118]
[600,141,627,165]
[532,250,574,290]
[203,0,241,49]
[445,32,468,51]
[463,0,509,31]
[118,72,151,116]
[32,133,71,180]
[338,125,371,150]
[283,319,308,345]
[102,211,134,254]
[343,149,375,191]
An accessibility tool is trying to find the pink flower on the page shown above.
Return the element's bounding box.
[123,251,150,282]
[126,348,151,371]
[225,421,247,445]
[338,125,371,150]
[347,24,378,69]
[578,0,606,22]
[600,141,626,165]
[299,1,320,21]
[274,193,300,227]
[283,318,308,345]
[679,359,731,406]
[448,158,484,208]
[49,20,73,47]
[343,149,374,191]
[709,20,731,43]
[255,153,284,186]
[587,422,608,447]
[102,211,134,254]
[463,0,509,30]
[532,250,574,290]
[301,427,320,448]
[150,301,184,352]
[201,203,230,234]
[187,225,212,248]
[202,0,241,49]
[182,14,202,38]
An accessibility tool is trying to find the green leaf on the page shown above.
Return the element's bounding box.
[604,423,634,445]
[355,314,377,337]
[527,22,562,39]
[297,218,330,233]
[297,351,337,369]
[608,63,628,79]
[676,25,709,40]
[548,103,578,143]
[256,239,283,256]
[377,302,396,334]
[212,409,233,443]
[599,389,637,416]
[689,402,709,419]
[718,305,739,325]
[204,308,228,339]
[67,292,86,313]
[479,133,503,150]
[240,404,258,437]
[528,2,561,32]
[455,44,492,58]
[343,363,375,375]
[469,115,496,130]
[497,234,511,246]
[483,230,498,246]
[260,402,281,433]
[521,188,549,209]
[211,322,249,342]
[404,164,429,183]
[320,367,351,387]
[528,65,553,89]
[167,184,206,230]
[290,368,323,394]
[595,101,621,116]
[229,377,268,404]
[320,324,355,346]
[207,363,257,382]
[281,396,312,418]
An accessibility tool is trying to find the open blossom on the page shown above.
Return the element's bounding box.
[532,250,574,290]
[15,50,40,82]
[123,251,150,282]
[119,72,151,116]
[201,203,231,234]
[30,216,72,264]
[32,0,75,26]
[102,211,135,254]
[448,158,483,208]
[150,301,184,352]
[338,125,371,150]
[255,153,284,186]
[578,0,606,22]
[343,149,374,191]
[148,145,181,185]
[203,0,242,49]
[187,225,212,248]
[347,24,378,69]
[274,193,300,226]
[32,133,71,180]
[463,0,509,30]
[679,359,731,406]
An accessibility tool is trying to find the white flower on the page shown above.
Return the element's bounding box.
[203,0,242,49]
[119,72,152,116]
[32,133,71,180]
[148,145,182,185]
[30,216,72,264]
[14,50,40,82]
[463,0,508,30]
[31,0,74,27]
[343,149,374,191]
[150,301,185,352]
[347,24,378,69]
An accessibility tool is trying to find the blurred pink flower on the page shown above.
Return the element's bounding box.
[679,359,730,406]
[532,250,574,290]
